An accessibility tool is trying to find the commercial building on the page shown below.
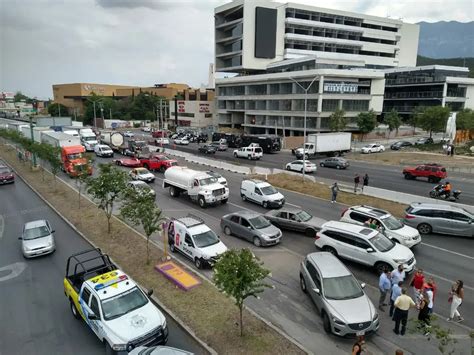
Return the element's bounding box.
[383,65,474,118]
[214,0,419,134]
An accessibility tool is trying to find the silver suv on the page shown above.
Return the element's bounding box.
[404,203,474,237]
[300,252,379,337]
[340,205,421,248]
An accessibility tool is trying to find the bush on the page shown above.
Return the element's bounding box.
[133,122,141,128]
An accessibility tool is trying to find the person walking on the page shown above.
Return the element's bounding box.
[410,269,425,307]
[390,281,403,317]
[362,173,369,192]
[393,287,416,335]
[330,182,340,203]
[450,144,455,156]
[418,292,431,336]
[446,144,451,156]
[424,283,434,314]
[448,280,464,322]
[351,337,365,355]
[427,277,437,302]
[391,265,406,286]
[379,268,392,311]
[354,174,360,192]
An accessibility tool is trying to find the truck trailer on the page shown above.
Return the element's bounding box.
[294,132,352,158]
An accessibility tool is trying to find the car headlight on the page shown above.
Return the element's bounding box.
[393,259,405,264]
[331,314,345,326]
[373,313,379,321]
[112,344,127,351]
[23,245,31,251]
[162,319,167,330]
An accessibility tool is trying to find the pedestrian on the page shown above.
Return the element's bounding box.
[448,280,464,322]
[379,268,392,311]
[446,145,451,156]
[393,287,416,335]
[362,173,369,192]
[330,182,339,203]
[423,283,434,314]
[354,174,360,192]
[450,144,455,156]
[391,265,406,286]
[427,277,437,302]
[418,292,431,335]
[351,337,365,355]
[390,281,403,317]
[409,268,425,307]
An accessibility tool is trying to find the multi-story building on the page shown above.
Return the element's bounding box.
[214,0,420,135]
[169,89,216,129]
[383,65,474,118]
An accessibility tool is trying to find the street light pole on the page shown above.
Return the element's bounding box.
[29,116,37,168]
[290,75,319,181]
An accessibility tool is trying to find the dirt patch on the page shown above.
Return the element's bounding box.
[262,173,408,218]
[0,145,304,355]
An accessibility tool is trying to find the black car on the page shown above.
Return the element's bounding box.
[319,157,349,169]
[390,141,413,150]
[198,145,217,154]
[415,137,434,145]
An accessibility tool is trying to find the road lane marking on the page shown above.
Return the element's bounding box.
[286,202,301,208]
[0,262,27,282]
[421,242,474,260]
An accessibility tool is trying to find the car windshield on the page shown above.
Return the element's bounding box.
[323,275,364,300]
[206,171,220,178]
[261,185,278,195]
[199,177,218,186]
[0,167,11,174]
[296,210,312,222]
[381,215,404,230]
[23,225,50,240]
[137,169,149,175]
[67,153,83,160]
[193,230,220,248]
[101,287,148,321]
[83,136,96,142]
[249,216,271,229]
[369,232,395,252]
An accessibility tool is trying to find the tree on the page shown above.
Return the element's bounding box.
[456,108,474,130]
[48,103,69,117]
[86,164,128,233]
[329,108,347,132]
[42,145,62,187]
[14,91,33,103]
[120,190,166,264]
[356,109,378,141]
[418,106,451,138]
[213,249,272,336]
[76,153,94,209]
[384,109,402,137]
[408,106,425,134]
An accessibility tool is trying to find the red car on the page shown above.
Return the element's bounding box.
[0,164,15,184]
[403,163,447,183]
[113,157,141,168]
[140,154,178,173]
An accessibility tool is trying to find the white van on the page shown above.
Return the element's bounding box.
[94,144,114,157]
[240,179,285,209]
[233,146,263,160]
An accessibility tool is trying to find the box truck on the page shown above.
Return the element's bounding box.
[294,133,352,158]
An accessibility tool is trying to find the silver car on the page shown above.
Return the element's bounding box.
[20,220,55,258]
[220,211,282,247]
[404,203,474,237]
[300,252,379,336]
[264,208,325,237]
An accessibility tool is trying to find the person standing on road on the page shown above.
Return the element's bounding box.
[428,277,437,302]
[424,283,434,314]
[362,173,369,192]
[446,145,451,156]
[351,337,365,355]
[418,292,431,335]
[354,173,360,192]
[450,144,455,156]
[379,268,392,311]
[390,281,403,317]
[330,182,340,203]
[391,265,406,286]
[448,280,464,322]
[410,269,425,307]
[393,287,416,335]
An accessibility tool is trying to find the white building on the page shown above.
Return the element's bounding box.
[169,100,216,129]
[214,0,419,134]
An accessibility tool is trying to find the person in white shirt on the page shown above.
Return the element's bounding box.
[391,264,406,286]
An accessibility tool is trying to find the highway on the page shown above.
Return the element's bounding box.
[0,177,207,355]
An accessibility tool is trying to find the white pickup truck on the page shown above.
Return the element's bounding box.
[163,166,229,208]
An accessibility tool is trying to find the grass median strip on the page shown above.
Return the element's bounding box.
[0,145,304,355]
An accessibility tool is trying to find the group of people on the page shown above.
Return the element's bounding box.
[329,173,369,203]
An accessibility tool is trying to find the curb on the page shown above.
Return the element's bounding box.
[3,157,217,355]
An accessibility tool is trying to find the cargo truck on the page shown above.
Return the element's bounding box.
[293,133,352,159]
[79,128,99,151]
[33,127,54,143]
[100,131,148,156]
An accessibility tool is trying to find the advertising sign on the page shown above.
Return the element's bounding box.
[199,103,210,113]
[177,101,185,113]
[323,82,358,94]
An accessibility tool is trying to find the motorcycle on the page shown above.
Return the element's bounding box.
[429,184,461,201]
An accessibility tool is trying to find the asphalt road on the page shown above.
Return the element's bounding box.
[0,177,207,355]
[83,153,473,354]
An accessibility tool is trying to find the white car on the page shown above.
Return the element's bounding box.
[20,220,55,258]
[240,179,285,209]
[315,221,416,274]
[340,205,421,248]
[233,146,263,160]
[127,181,156,198]
[123,131,134,138]
[174,138,189,145]
[361,144,385,154]
[206,170,227,186]
[94,144,114,157]
[129,168,155,183]
[129,346,193,355]
[155,138,170,145]
[285,160,317,173]
[167,215,228,269]
[141,127,151,132]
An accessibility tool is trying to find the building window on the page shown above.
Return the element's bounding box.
[218,100,226,109]
[204,114,213,118]
[342,100,369,111]
[247,84,267,95]
[179,113,195,117]
[322,99,339,112]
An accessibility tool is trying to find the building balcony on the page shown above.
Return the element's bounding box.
[384,91,444,99]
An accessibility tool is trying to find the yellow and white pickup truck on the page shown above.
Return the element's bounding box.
[63,248,168,354]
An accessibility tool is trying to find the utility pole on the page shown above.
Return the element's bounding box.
[58,103,61,117]
[159,98,163,130]
[93,101,97,128]
[110,108,112,119]
[29,116,37,168]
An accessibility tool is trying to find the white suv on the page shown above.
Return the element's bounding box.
[168,215,228,269]
[340,205,421,248]
[233,146,263,160]
[315,221,416,274]
[240,179,285,209]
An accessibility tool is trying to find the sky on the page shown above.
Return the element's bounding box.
[1,0,473,99]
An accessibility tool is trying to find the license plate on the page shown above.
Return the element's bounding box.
[356,331,365,336]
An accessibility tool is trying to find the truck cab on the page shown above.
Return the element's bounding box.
[80,129,99,151]
[61,145,92,177]
[168,216,228,269]
[63,249,168,353]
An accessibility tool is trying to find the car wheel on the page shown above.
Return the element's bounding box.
[160,166,166,173]
[248,155,251,160]
[286,165,291,170]
[322,312,331,333]
[417,223,432,235]
[428,176,434,183]
[241,194,247,201]
[262,201,268,209]
[105,341,115,355]
[404,173,412,180]
[198,196,206,208]
[305,228,316,238]
[322,246,337,257]
[320,163,324,167]
[143,164,149,170]
[70,301,80,320]
[336,165,340,169]
[375,262,392,275]
[224,226,232,236]
[253,237,262,247]
[300,274,307,293]
[194,258,203,269]
[170,186,180,197]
